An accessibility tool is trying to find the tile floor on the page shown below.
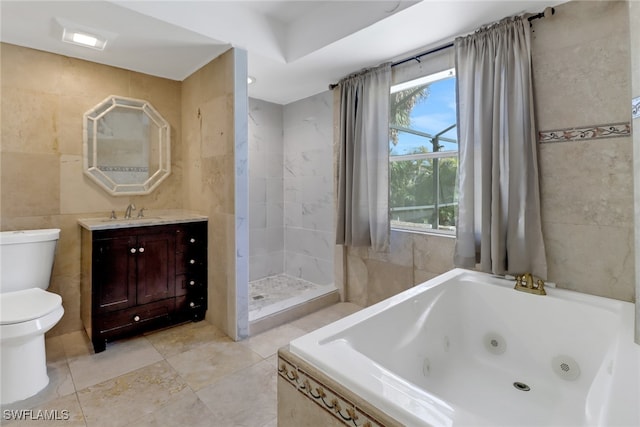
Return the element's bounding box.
[1,303,361,427]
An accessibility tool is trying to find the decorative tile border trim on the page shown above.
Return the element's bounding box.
[633,96,639,120]
[539,122,630,143]
[278,354,386,427]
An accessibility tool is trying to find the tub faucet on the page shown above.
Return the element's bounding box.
[514,273,546,295]
[124,203,136,219]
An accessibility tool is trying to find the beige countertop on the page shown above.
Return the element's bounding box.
[77,210,208,231]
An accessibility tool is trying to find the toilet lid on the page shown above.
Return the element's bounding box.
[0,288,62,325]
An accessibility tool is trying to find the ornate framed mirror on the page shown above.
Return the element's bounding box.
[83,95,171,195]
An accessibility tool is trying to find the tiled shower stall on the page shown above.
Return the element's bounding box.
[248,92,336,322]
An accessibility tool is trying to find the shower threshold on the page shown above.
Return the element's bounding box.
[248,274,338,327]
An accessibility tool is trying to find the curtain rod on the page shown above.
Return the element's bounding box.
[390,42,453,68]
[329,6,555,90]
[328,42,452,90]
[527,6,555,24]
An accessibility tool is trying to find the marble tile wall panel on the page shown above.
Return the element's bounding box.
[285,229,333,261]
[283,91,335,285]
[284,252,334,286]
[250,251,285,281]
[249,98,285,281]
[233,48,250,339]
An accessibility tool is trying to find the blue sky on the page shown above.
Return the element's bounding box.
[391,77,458,155]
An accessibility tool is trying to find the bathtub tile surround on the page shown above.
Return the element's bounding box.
[346,230,456,307]
[342,0,636,308]
[278,350,396,427]
[534,0,634,303]
[0,303,360,426]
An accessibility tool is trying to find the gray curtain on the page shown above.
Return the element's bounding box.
[336,63,392,251]
[453,17,547,278]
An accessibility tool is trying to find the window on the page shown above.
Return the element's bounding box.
[389,68,458,233]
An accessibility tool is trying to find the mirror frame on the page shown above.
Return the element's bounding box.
[83,95,171,196]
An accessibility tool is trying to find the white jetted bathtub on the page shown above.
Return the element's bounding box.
[290,268,639,426]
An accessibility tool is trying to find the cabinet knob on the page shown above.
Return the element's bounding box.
[190,280,195,286]
[190,259,196,264]
[139,247,145,253]
[133,315,140,322]
[130,248,137,254]
[190,238,196,243]
[189,302,195,308]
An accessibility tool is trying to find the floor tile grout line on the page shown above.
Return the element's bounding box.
[8,303,361,425]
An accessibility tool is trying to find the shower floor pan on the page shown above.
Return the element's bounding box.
[249,274,338,334]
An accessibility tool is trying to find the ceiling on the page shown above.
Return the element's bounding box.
[1,0,564,105]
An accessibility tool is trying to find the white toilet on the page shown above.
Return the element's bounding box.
[0,228,64,405]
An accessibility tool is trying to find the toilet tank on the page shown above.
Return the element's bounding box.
[0,229,60,293]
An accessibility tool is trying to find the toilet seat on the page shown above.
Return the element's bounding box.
[0,288,62,325]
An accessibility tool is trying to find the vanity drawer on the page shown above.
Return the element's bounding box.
[176,251,206,274]
[176,294,207,321]
[175,274,206,297]
[96,299,175,335]
[175,222,207,253]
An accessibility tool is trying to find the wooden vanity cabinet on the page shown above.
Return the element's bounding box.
[81,221,208,353]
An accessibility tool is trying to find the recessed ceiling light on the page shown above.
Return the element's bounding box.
[247,76,256,85]
[62,28,107,50]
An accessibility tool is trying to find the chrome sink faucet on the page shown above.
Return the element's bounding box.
[124,203,136,219]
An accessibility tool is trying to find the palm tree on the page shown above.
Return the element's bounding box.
[389,84,430,146]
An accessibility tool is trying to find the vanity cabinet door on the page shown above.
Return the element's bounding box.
[93,235,137,313]
[136,230,176,305]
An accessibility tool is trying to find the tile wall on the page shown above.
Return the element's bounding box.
[283,91,335,285]
[343,0,636,307]
[533,0,633,302]
[1,43,244,339]
[247,92,335,286]
[0,43,183,336]
[248,98,285,281]
[181,49,248,339]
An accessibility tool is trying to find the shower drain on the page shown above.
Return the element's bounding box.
[513,381,531,391]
